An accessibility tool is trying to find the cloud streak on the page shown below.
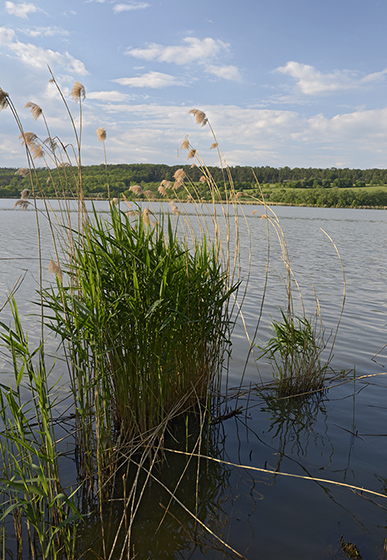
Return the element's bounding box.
[114,71,182,88]
[5,1,39,19]
[113,2,149,14]
[126,37,230,65]
[276,61,387,95]
[0,26,88,75]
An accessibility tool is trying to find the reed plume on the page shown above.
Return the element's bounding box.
[0,89,9,111]
[180,135,190,150]
[48,260,63,283]
[187,149,196,160]
[14,199,30,210]
[173,169,186,181]
[96,127,107,142]
[129,185,143,195]
[188,109,208,127]
[15,168,29,178]
[70,81,86,103]
[160,179,171,189]
[144,190,156,199]
[25,102,42,121]
[158,185,167,197]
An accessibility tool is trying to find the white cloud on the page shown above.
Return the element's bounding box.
[5,1,39,19]
[114,71,182,88]
[276,61,387,95]
[126,37,229,65]
[88,90,133,102]
[0,26,16,44]
[10,41,88,74]
[205,64,242,81]
[0,27,88,75]
[113,2,149,13]
[22,26,70,38]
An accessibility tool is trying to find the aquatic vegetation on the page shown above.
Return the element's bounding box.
[256,309,330,396]
[42,203,237,495]
[0,298,82,559]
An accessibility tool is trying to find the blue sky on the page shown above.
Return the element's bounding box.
[1,0,387,169]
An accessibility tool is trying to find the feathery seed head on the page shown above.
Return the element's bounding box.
[25,102,42,121]
[173,168,186,181]
[20,188,30,200]
[19,132,38,147]
[0,89,9,111]
[189,109,208,127]
[187,149,196,160]
[14,199,30,210]
[199,175,207,183]
[15,168,29,178]
[70,81,86,103]
[160,179,171,189]
[48,260,63,283]
[129,185,143,195]
[96,127,107,142]
[236,192,242,198]
[142,207,149,224]
[144,190,156,199]
[180,135,189,150]
[111,197,119,205]
[173,180,183,191]
[251,209,258,215]
[158,185,167,197]
[44,137,57,152]
[32,144,44,159]
[210,143,218,150]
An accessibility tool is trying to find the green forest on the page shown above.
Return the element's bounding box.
[3,163,387,208]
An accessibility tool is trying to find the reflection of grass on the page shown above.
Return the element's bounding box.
[256,309,330,396]
[259,385,328,459]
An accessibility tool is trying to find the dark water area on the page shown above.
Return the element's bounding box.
[1,200,387,558]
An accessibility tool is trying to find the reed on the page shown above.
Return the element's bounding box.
[0,297,81,559]
[41,202,237,494]
[256,308,330,396]
[0,70,343,558]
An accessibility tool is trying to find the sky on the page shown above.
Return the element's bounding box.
[1,0,387,170]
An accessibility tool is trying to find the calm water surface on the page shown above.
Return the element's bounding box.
[1,200,387,559]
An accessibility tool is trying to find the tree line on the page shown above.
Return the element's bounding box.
[1,163,387,207]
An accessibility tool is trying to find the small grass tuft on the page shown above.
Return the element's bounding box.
[256,309,330,397]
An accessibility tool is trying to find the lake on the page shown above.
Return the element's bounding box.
[1,199,387,559]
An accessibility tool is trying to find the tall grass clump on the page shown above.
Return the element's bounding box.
[42,203,237,489]
[256,308,330,397]
[0,298,81,559]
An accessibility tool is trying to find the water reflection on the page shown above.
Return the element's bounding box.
[258,388,331,463]
[77,415,239,560]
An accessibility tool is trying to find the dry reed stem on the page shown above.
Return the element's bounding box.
[164,448,387,501]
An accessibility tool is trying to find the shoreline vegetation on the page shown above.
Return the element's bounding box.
[0,77,365,559]
[2,163,387,208]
